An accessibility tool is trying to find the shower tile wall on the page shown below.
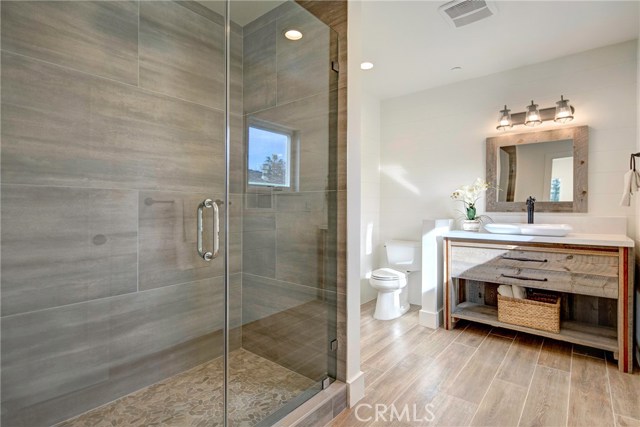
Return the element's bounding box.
[240,3,337,381]
[0,2,243,426]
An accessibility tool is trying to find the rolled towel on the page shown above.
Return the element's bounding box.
[497,284,513,298]
[512,285,526,299]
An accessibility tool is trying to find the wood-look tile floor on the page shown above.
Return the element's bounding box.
[330,301,640,427]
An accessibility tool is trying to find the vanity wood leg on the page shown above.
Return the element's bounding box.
[617,247,634,373]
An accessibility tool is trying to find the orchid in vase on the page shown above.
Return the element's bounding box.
[451,178,491,231]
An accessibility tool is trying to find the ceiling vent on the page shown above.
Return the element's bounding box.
[438,0,498,28]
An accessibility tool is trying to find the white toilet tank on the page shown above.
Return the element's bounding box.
[385,240,421,272]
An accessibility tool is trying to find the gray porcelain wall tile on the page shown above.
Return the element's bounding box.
[243,22,277,114]
[229,273,243,330]
[139,1,224,109]
[231,31,244,115]
[138,191,225,290]
[275,225,321,286]
[276,8,330,104]
[107,278,224,364]
[1,278,224,427]
[241,1,297,38]
[241,273,317,324]
[1,185,138,316]
[241,282,330,379]
[1,52,225,192]
[242,248,276,278]
[228,193,244,234]
[243,211,276,232]
[1,1,138,85]
[229,231,243,274]
[175,0,225,26]
[230,113,246,194]
[243,230,277,251]
[276,191,327,213]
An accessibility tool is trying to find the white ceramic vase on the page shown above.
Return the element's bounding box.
[462,219,481,232]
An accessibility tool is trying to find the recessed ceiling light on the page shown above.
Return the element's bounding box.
[450,66,462,71]
[284,29,303,41]
[360,62,374,70]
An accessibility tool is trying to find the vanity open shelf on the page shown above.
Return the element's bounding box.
[444,231,635,372]
[452,301,618,352]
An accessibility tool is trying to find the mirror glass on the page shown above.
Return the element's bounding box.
[486,126,588,213]
[497,139,573,202]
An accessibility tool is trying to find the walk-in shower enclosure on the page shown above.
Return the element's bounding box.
[0,1,340,425]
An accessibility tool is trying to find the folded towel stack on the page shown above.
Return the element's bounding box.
[497,284,526,299]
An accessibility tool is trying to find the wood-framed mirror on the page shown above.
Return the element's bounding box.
[486,125,588,213]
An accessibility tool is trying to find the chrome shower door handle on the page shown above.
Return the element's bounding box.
[211,199,220,259]
[197,199,214,261]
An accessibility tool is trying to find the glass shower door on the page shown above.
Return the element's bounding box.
[1,1,228,425]
[226,1,339,425]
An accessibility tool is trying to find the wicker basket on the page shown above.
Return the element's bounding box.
[497,294,561,333]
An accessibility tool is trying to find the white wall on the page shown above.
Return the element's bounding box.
[379,40,638,247]
[346,0,365,406]
[360,93,381,304]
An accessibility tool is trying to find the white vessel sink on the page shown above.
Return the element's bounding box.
[484,223,573,237]
[482,223,521,235]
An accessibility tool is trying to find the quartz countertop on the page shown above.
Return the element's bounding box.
[443,230,634,248]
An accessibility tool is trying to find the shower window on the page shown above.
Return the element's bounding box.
[247,120,298,191]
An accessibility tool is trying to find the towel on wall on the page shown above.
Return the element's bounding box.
[621,156,640,207]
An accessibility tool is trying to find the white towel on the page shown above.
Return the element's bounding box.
[512,285,526,299]
[497,285,513,298]
[620,170,640,206]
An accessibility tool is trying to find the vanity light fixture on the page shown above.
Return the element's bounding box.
[284,29,303,40]
[524,101,542,127]
[496,105,513,130]
[496,95,576,131]
[554,95,573,123]
[360,62,374,70]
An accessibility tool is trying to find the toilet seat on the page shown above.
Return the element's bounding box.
[371,267,405,280]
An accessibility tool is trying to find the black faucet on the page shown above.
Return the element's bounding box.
[526,196,536,224]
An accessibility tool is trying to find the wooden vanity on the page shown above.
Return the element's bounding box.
[444,231,635,372]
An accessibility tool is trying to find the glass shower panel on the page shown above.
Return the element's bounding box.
[0,1,227,426]
[228,1,339,425]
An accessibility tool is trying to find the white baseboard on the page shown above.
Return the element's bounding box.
[419,308,443,329]
[347,370,365,407]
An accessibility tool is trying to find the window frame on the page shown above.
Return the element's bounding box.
[245,118,299,193]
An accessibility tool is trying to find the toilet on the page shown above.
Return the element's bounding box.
[369,240,421,320]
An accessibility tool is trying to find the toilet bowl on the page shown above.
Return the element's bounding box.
[370,268,409,320]
[369,240,421,320]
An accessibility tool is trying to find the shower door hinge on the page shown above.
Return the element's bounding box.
[330,339,338,352]
[322,377,331,390]
[331,61,339,73]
